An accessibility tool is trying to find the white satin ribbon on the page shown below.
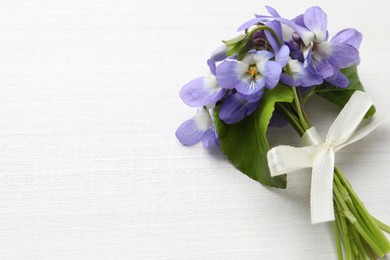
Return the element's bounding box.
[267,91,384,224]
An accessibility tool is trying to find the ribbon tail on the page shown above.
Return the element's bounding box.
[311,147,335,224]
[334,117,386,152]
[267,145,316,177]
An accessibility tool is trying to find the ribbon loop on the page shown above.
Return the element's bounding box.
[326,91,373,148]
[268,146,316,176]
[267,91,383,224]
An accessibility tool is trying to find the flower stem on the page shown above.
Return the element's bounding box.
[334,215,345,260]
[275,103,305,135]
[335,168,390,254]
[291,87,310,130]
[375,218,390,233]
[247,25,284,47]
[335,198,354,259]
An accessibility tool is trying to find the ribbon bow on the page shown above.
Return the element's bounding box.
[267,91,384,224]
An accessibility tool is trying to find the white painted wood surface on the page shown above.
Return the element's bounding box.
[0,0,389,259]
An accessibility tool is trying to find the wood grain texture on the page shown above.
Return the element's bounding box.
[0,0,389,259]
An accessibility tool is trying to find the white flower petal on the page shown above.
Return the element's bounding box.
[194,108,212,131]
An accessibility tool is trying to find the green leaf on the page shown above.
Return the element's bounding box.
[214,84,294,188]
[312,65,376,118]
[226,35,254,59]
[222,34,246,45]
[226,39,247,57]
[236,40,254,60]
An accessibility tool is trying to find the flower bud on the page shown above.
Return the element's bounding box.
[252,31,268,48]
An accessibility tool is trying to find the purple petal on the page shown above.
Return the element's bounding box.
[207,59,216,75]
[235,77,265,95]
[312,58,334,78]
[216,59,241,89]
[303,6,327,42]
[253,50,274,63]
[210,45,229,62]
[180,76,225,107]
[325,70,349,88]
[329,43,359,68]
[202,128,219,148]
[176,108,212,146]
[331,29,362,49]
[237,18,267,32]
[238,90,265,102]
[285,41,304,62]
[265,5,280,17]
[355,56,361,66]
[264,20,283,52]
[298,72,324,87]
[304,45,334,78]
[279,73,294,87]
[275,17,315,46]
[219,94,259,124]
[276,45,290,67]
[263,61,282,89]
[280,59,323,87]
[176,119,203,146]
[292,14,305,27]
[280,72,324,88]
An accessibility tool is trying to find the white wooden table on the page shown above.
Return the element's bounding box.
[0,0,389,259]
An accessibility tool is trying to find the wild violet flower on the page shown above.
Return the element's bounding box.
[216,50,282,96]
[276,6,362,87]
[280,59,324,87]
[179,60,225,107]
[175,107,218,148]
[218,93,260,124]
[213,50,286,124]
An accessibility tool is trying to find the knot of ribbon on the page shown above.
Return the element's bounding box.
[267,91,384,224]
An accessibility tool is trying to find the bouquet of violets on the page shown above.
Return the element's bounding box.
[176,5,390,259]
